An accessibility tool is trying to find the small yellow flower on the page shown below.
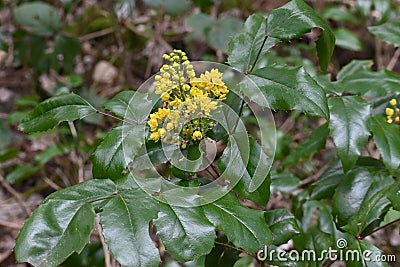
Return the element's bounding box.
[192,131,202,141]
[387,118,393,124]
[161,92,170,101]
[157,108,170,119]
[390,99,397,106]
[150,131,161,142]
[147,118,158,131]
[170,98,182,107]
[158,128,166,137]
[386,108,394,117]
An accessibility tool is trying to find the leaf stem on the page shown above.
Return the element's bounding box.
[214,241,255,256]
[94,108,135,125]
[249,34,269,73]
[233,34,269,132]
[360,217,400,239]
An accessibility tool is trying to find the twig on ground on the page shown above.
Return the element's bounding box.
[0,174,31,216]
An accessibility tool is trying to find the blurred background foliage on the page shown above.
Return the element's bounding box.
[1,0,400,266]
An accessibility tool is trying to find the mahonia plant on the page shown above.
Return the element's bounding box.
[13,0,400,266]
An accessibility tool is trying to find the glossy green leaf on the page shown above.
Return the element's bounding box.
[346,240,390,267]
[100,186,161,267]
[334,28,363,51]
[266,0,335,72]
[154,206,215,261]
[203,193,272,252]
[336,60,400,97]
[310,161,344,199]
[19,93,96,133]
[15,179,116,267]
[329,96,371,172]
[92,125,145,179]
[6,165,40,184]
[281,123,329,168]
[104,90,137,120]
[388,180,400,211]
[218,136,271,206]
[13,2,60,36]
[332,167,393,234]
[270,171,301,195]
[249,66,329,119]
[265,209,300,245]
[228,14,279,73]
[369,21,400,47]
[292,227,332,267]
[369,115,400,170]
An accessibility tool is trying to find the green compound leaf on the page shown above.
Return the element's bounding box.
[203,193,272,252]
[218,135,271,206]
[368,21,400,47]
[100,185,161,267]
[369,115,400,170]
[249,66,329,119]
[228,14,279,73]
[336,60,400,97]
[19,93,96,133]
[13,2,60,36]
[15,179,116,267]
[265,209,301,245]
[92,125,146,179]
[267,0,335,72]
[332,167,394,235]
[329,96,371,172]
[281,123,329,168]
[154,206,215,261]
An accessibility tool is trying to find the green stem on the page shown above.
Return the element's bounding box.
[232,34,269,133]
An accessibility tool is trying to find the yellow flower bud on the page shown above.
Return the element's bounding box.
[387,118,393,124]
[386,108,394,117]
[390,99,397,106]
[161,92,170,101]
[158,128,166,137]
[147,118,158,131]
[181,142,187,149]
[166,123,174,131]
[192,131,202,141]
[396,116,400,122]
[155,75,162,81]
[150,131,161,142]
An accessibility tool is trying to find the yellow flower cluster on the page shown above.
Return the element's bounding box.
[147,50,229,147]
[386,98,399,124]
